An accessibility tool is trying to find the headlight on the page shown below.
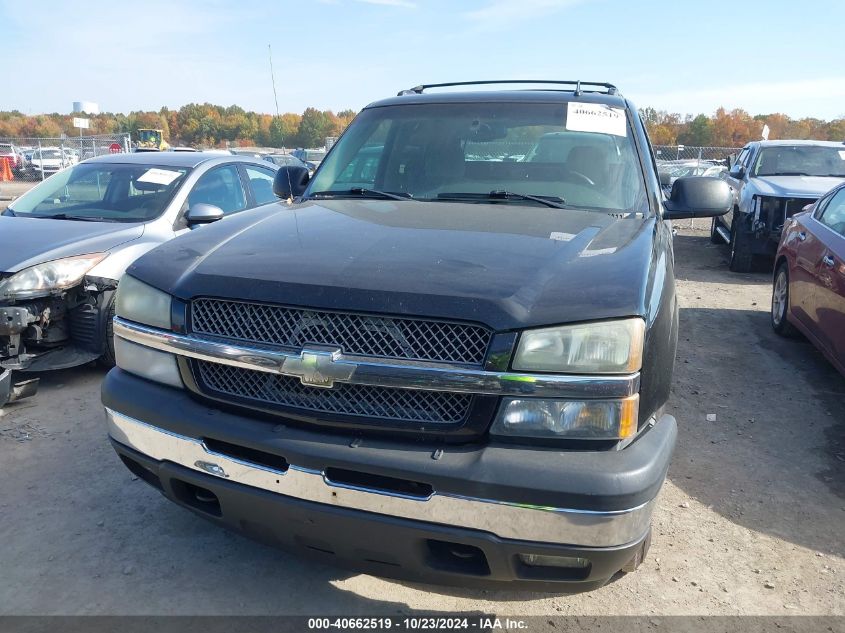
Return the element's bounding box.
[491,395,639,440]
[513,318,645,374]
[115,275,172,330]
[0,253,106,299]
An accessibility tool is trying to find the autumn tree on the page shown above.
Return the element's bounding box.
[677,114,713,146]
[296,108,335,148]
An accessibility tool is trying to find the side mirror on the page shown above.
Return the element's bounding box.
[728,163,745,179]
[658,170,673,187]
[186,203,224,225]
[273,166,310,198]
[663,177,732,220]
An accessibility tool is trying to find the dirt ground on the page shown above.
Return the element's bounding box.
[0,180,37,206]
[0,226,843,617]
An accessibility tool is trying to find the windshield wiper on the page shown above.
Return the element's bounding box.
[436,190,567,209]
[760,172,811,177]
[310,188,415,201]
[35,213,116,222]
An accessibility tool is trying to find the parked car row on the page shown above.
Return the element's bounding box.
[666,139,845,377]
[0,144,81,176]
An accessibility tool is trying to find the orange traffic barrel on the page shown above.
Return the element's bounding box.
[0,157,12,181]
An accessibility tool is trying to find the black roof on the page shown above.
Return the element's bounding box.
[84,152,258,168]
[366,89,629,110]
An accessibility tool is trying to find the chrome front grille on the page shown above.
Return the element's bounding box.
[194,360,473,425]
[190,298,492,365]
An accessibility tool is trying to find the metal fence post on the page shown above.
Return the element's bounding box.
[37,139,44,181]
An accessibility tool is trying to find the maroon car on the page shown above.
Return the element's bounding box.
[772,182,845,376]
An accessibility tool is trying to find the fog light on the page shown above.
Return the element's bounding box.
[518,554,590,569]
[115,337,183,389]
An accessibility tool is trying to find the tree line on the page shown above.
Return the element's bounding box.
[0,104,357,149]
[0,103,843,149]
[641,107,845,147]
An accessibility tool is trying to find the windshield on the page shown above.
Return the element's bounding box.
[307,102,648,213]
[138,130,159,142]
[753,145,845,177]
[7,162,190,222]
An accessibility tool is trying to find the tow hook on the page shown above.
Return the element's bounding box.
[0,369,40,407]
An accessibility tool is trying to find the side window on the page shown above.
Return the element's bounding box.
[819,188,845,237]
[188,165,246,215]
[245,166,278,206]
[734,148,750,170]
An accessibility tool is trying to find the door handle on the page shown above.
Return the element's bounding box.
[797,231,807,241]
[822,255,835,267]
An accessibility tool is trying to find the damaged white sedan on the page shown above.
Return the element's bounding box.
[0,152,280,406]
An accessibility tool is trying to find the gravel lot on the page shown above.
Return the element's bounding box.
[0,226,843,617]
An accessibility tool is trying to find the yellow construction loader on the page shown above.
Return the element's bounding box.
[135,129,170,152]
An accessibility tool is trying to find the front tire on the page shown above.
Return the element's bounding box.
[771,263,797,337]
[729,215,754,272]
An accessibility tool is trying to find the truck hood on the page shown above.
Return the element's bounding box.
[0,215,145,274]
[751,175,845,198]
[129,200,657,331]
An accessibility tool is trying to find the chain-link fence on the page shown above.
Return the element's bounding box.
[653,145,740,171]
[0,133,131,182]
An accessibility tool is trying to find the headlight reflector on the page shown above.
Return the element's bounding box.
[114,337,183,389]
[513,318,645,374]
[491,395,638,440]
[0,253,106,299]
[116,275,171,330]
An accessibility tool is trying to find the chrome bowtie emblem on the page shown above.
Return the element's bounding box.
[282,348,356,388]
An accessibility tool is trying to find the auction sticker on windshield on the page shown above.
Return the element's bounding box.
[566,102,627,137]
[137,168,182,186]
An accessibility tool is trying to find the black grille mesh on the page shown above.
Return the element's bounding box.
[190,298,491,365]
[195,360,472,425]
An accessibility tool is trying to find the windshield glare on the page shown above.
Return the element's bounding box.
[753,146,845,177]
[307,102,648,213]
[8,163,190,222]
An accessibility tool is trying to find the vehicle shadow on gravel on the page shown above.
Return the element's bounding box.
[667,302,845,558]
[671,234,775,284]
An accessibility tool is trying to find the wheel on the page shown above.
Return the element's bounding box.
[771,263,797,337]
[729,215,754,272]
[710,216,723,244]
[98,295,117,367]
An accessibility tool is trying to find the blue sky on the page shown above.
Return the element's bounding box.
[2,0,844,119]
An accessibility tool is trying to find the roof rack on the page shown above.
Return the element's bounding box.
[397,80,619,97]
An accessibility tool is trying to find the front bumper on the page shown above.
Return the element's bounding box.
[103,370,676,589]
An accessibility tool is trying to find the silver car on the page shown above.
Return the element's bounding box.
[0,152,281,406]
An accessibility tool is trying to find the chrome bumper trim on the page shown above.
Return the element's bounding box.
[106,408,655,547]
[113,318,639,399]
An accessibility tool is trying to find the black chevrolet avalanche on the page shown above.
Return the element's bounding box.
[103,81,732,591]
